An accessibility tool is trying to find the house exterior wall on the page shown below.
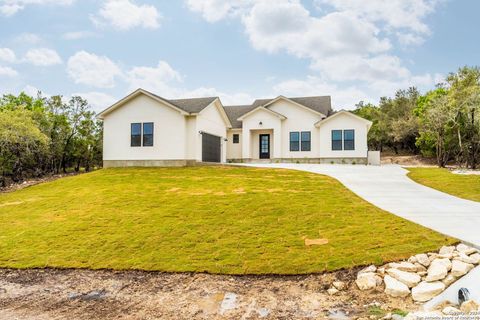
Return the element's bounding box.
[196,101,228,162]
[103,94,187,161]
[318,113,370,159]
[226,130,242,160]
[267,99,323,159]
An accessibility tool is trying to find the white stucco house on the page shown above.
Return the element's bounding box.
[97,89,373,167]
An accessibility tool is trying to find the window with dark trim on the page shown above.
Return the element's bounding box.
[233,134,239,144]
[301,131,311,151]
[344,129,355,150]
[332,130,343,151]
[131,123,141,147]
[290,132,300,151]
[143,122,154,147]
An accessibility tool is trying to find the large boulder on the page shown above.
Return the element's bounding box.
[386,268,421,288]
[451,260,474,277]
[425,259,449,282]
[415,253,431,267]
[355,272,378,290]
[456,253,478,264]
[411,281,445,302]
[469,253,480,264]
[442,274,457,287]
[384,275,410,298]
[358,265,377,274]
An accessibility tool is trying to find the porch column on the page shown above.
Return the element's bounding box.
[242,128,250,160]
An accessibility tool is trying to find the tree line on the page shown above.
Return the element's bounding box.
[0,92,102,187]
[354,66,480,169]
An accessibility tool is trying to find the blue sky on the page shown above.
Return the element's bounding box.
[0,0,479,112]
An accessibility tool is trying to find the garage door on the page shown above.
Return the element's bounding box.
[202,133,221,163]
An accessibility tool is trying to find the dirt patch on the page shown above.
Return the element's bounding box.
[0,173,82,193]
[381,155,437,166]
[0,268,418,320]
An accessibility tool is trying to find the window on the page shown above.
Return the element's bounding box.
[290,132,300,151]
[301,131,311,151]
[233,134,239,144]
[332,130,343,151]
[143,122,154,147]
[131,123,141,147]
[344,129,355,150]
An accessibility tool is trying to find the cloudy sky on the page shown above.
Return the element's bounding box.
[0,0,478,112]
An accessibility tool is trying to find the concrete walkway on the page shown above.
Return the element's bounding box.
[240,163,480,247]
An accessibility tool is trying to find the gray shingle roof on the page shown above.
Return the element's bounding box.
[224,96,333,128]
[223,105,256,129]
[166,97,218,113]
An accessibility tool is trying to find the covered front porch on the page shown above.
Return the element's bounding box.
[241,128,282,160]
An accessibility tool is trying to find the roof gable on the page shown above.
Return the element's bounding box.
[97,89,189,119]
[314,110,372,128]
[262,96,328,117]
[236,106,287,121]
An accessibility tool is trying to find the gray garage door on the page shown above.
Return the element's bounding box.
[202,133,221,163]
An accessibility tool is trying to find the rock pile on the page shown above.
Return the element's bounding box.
[355,243,480,302]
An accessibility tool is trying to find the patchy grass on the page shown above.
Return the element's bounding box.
[407,168,480,202]
[0,167,454,274]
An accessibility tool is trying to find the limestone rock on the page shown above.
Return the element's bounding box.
[425,260,449,282]
[408,256,418,264]
[460,300,480,313]
[327,288,339,295]
[456,252,478,264]
[439,246,455,255]
[442,306,461,315]
[469,253,480,264]
[442,274,457,287]
[384,275,410,298]
[356,272,378,290]
[332,281,346,291]
[414,263,427,272]
[386,268,421,288]
[451,260,474,277]
[411,281,445,302]
[415,253,431,267]
[388,261,417,272]
[457,243,477,255]
[359,265,377,274]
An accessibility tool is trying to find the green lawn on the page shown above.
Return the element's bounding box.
[0,167,455,274]
[408,168,480,202]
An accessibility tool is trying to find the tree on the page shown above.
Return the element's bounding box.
[0,109,49,186]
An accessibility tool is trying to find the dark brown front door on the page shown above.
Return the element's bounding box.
[259,134,270,159]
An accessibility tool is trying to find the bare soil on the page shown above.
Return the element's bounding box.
[381,155,437,166]
[0,173,81,193]
[0,268,419,320]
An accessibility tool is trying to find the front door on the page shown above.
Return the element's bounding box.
[259,134,270,159]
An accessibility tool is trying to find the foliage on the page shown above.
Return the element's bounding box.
[0,167,454,274]
[354,66,480,168]
[407,168,480,202]
[0,91,102,186]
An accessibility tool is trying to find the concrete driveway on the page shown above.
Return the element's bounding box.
[240,163,480,247]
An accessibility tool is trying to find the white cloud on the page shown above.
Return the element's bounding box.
[67,51,122,88]
[73,91,117,113]
[273,76,369,109]
[22,84,44,96]
[0,48,16,63]
[62,31,96,40]
[24,48,62,66]
[186,0,441,105]
[92,0,161,30]
[0,65,18,77]
[185,87,253,105]
[126,60,182,94]
[185,0,252,23]
[0,0,75,16]
[14,33,42,45]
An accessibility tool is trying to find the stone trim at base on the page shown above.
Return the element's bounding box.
[103,160,197,168]
[227,158,368,165]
